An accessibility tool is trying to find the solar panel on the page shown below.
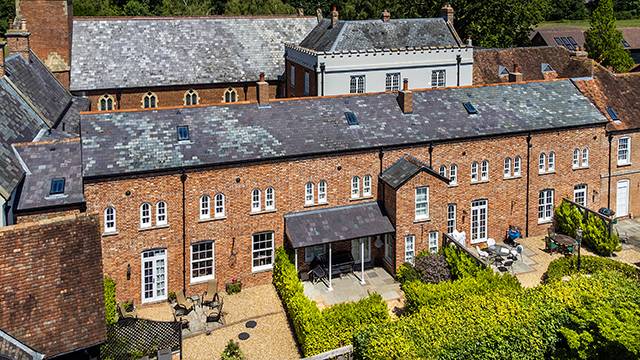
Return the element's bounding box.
[606,106,620,121]
[567,36,578,46]
[554,37,563,46]
[463,102,478,114]
[177,125,190,141]
[345,111,359,126]
[50,178,65,195]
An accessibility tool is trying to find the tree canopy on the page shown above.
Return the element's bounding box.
[585,0,635,72]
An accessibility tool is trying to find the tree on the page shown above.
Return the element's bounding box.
[159,0,224,16]
[73,0,123,16]
[585,0,635,72]
[224,0,296,15]
[0,0,15,36]
[546,0,589,20]
[122,0,152,16]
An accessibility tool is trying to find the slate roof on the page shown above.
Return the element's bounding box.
[380,155,448,189]
[299,18,459,52]
[70,17,318,91]
[532,27,640,50]
[14,138,84,212]
[80,80,608,179]
[0,78,48,199]
[285,201,395,248]
[473,46,593,85]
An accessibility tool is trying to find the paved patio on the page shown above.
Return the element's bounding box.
[303,267,402,308]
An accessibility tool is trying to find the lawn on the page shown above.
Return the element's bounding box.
[538,19,640,29]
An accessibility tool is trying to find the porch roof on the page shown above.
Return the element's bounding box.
[285,201,395,249]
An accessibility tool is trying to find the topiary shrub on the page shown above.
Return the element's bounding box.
[554,200,584,238]
[412,253,451,284]
[442,244,484,279]
[543,255,640,283]
[221,339,245,360]
[582,212,620,256]
[103,276,118,325]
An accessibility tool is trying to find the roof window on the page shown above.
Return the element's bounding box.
[345,111,359,126]
[463,102,478,114]
[606,106,620,122]
[541,63,554,73]
[177,125,190,141]
[50,178,65,195]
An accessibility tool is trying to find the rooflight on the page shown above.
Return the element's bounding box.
[177,125,190,141]
[606,106,620,122]
[463,102,478,114]
[345,111,359,126]
[50,178,65,195]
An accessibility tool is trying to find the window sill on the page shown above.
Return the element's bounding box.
[304,203,329,208]
[503,175,522,180]
[249,209,277,216]
[470,180,489,185]
[102,231,119,237]
[252,266,273,274]
[350,195,374,202]
[138,224,169,232]
[198,216,227,223]
[572,166,589,171]
[538,171,556,176]
[538,219,552,225]
[617,162,632,168]
[413,218,431,224]
[190,276,215,285]
[448,183,458,188]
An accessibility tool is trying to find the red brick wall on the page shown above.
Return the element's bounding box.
[16,208,81,224]
[285,60,317,97]
[607,132,640,218]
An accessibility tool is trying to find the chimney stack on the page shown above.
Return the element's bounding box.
[330,6,339,28]
[6,17,30,62]
[398,78,413,114]
[381,9,390,22]
[441,3,454,25]
[509,63,523,83]
[0,42,5,78]
[257,72,270,107]
[297,8,304,16]
[316,8,323,23]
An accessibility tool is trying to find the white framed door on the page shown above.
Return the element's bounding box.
[141,249,167,303]
[471,199,488,244]
[352,237,371,263]
[616,180,630,217]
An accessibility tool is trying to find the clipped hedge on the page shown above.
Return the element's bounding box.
[543,255,640,283]
[272,248,389,357]
[104,276,118,325]
[442,244,485,279]
[554,200,620,256]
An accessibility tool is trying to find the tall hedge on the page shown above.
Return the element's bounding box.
[543,255,640,283]
[554,201,584,239]
[554,201,620,256]
[104,276,118,325]
[272,248,389,357]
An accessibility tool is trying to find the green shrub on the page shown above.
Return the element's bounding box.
[272,247,389,357]
[396,263,420,284]
[442,244,485,279]
[221,339,245,360]
[554,200,584,238]
[582,212,621,256]
[103,276,118,325]
[543,255,640,283]
[225,278,242,294]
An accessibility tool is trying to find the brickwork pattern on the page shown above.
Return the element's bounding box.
[285,60,318,97]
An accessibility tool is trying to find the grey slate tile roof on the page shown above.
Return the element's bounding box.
[14,139,84,211]
[70,17,318,91]
[380,155,448,189]
[0,78,48,199]
[299,18,458,52]
[80,80,608,179]
[59,96,91,134]
[284,201,395,248]
[4,52,72,127]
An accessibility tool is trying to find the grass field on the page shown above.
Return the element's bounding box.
[538,19,640,29]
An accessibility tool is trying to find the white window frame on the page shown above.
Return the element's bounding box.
[190,241,215,283]
[481,160,489,181]
[573,149,580,169]
[214,193,225,218]
[514,156,521,176]
[305,182,314,205]
[538,189,554,223]
[450,164,458,185]
[350,75,365,94]
[384,234,393,263]
[142,92,157,109]
[104,206,116,233]
[539,153,546,174]
[428,232,438,254]
[404,235,415,264]
[156,201,167,226]
[431,69,446,88]
[415,186,429,221]
[252,232,274,272]
[251,189,261,213]
[548,151,555,172]
[304,72,310,96]
[224,88,237,103]
[265,187,275,210]
[471,162,478,182]
[439,165,447,178]
[582,148,589,167]
[140,203,152,228]
[385,72,401,91]
[447,203,456,234]
[318,181,327,204]
[618,137,631,166]
[351,176,360,199]
[471,199,488,244]
[99,94,115,111]
[503,157,512,178]
[141,249,167,303]
[200,195,210,220]
[363,175,372,197]
[574,184,587,207]
[184,89,199,106]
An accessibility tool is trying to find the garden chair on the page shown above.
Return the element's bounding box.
[118,302,137,319]
[205,296,224,323]
[545,237,558,253]
[175,290,195,314]
[486,238,496,248]
[201,279,219,307]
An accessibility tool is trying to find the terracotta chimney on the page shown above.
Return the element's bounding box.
[509,63,523,82]
[297,8,304,16]
[316,8,323,23]
[6,18,30,61]
[330,6,339,28]
[441,3,454,25]
[381,9,390,22]
[398,78,413,114]
[0,42,5,78]
[257,72,270,107]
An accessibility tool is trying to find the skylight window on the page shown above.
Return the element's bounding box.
[606,106,620,122]
[177,125,190,141]
[463,102,478,114]
[345,111,359,126]
[50,178,65,195]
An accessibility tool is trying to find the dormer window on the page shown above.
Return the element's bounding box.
[142,92,157,109]
[177,126,189,141]
[50,178,65,195]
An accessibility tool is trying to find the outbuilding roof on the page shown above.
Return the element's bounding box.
[80,80,608,179]
[70,17,318,91]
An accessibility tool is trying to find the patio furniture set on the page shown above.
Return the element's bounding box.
[173,279,224,329]
[545,229,578,255]
[476,238,524,273]
[307,251,355,286]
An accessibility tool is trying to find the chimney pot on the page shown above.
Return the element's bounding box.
[382,9,390,22]
[402,78,409,91]
[6,20,31,62]
[257,72,270,107]
[316,8,323,23]
[466,38,472,47]
[330,6,339,28]
[297,8,304,16]
[441,3,454,25]
[398,78,413,114]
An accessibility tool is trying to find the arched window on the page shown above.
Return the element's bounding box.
[582,147,589,167]
[305,182,314,205]
[548,151,555,172]
[140,203,151,228]
[363,175,372,196]
[265,187,275,210]
[504,157,512,178]
[184,89,199,106]
[514,156,522,176]
[573,149,580,168]
[351,176,360,199]
[224,88,238,103]
[214,193,225,218]
[450,164,457,185]
[142,92,157,109]
[471,162,478,182]
[251,189,261,212]
[481,160,489,181]
[439,165,447,178]
[98,94,115,111]
[318,181,327,203]
[104,206,116,233]
[200,195,210,220]
[539,153,546,173]
[156,201,167,226]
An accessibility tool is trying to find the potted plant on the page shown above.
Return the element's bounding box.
[225,278,242,295]
[167,291,176,304]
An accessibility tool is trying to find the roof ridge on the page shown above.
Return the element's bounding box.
[74,15,315,21]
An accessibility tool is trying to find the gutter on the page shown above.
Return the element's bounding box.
[180,171,187,292]
[525,133,532,237]
[607,134,613,209]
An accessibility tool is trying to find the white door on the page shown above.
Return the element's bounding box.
[141,249,167,303]
[471,200,488,244]
[616,180,630,217]
[352,237,371,262]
